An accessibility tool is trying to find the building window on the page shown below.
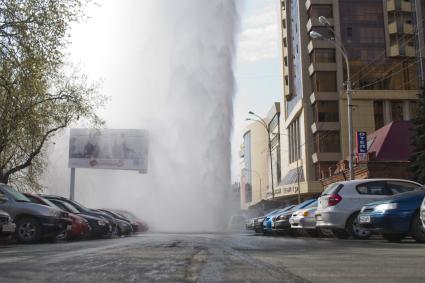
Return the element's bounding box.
[310,49,336,64]
[374,100,384,130]
[282,19,286,29]
[308,5,333,19]
[284,75,289,86]
[311,26,333,39]
[288,117,301,164]
[314,131,340,153]
[283,37,287,47]
[284,56,288,66]
[313,101,339,122]
[391,100,404,121]
[311,71,337,92]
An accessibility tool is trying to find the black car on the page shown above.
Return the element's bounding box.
[97,209,133,236]
[42,195,118,235]
[0,209,16,237]
[47,199,112,238]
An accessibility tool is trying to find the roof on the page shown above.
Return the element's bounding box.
[367,121,414,161]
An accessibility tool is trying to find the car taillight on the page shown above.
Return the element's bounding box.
[328,194,342,206]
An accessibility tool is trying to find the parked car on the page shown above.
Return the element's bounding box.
[289,200,321,237]
[315,179,421,240]
[48,198,112,238]
[421,197,425,229]
[0,184,71,243]
[0,209,16,237]
[272,199,317,235]
[97,209,133,236]
[358,189,425,243]
[24,193,90,240]
[43,195,118,235]
[109,209,149,233]
[250,209,282,234]
[262,206,294,235]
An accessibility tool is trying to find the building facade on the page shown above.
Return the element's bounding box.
[278,0,424,199]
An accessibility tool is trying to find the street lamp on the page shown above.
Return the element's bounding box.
[246,111,275,199]
[309,16,354,180]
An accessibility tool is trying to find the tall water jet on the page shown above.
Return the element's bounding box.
[42,0,240,232]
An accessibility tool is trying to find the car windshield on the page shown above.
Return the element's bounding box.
[68,199,91,212]
[40,197,62,210]
[304,200,318,209]
[1,186,30,202]
[58,201,80,214]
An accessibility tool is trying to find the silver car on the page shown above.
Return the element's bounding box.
[315,179,421,240]
[421,197,425,229]
[289,201,320,237]
[0,184,71,243]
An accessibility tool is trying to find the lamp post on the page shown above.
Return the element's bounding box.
[246,111,275,199]
[309,16,354,180]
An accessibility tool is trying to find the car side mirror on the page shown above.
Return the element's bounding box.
[0,194,8,203]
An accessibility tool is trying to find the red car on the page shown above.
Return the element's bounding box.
[109,209,149,233]
[23,193,90,240]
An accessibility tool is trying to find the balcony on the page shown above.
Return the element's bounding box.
[309,91,338,104]
[305,0,333,11]
[312,152,341,163]
[311,122,339,134]
[306,17,334,32]
[389,21,414,34]
[308,40,335,53]
[308,62,337,76]
[389,44,415,57]
[387,0,413,12]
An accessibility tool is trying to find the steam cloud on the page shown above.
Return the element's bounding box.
[42,0,240,232]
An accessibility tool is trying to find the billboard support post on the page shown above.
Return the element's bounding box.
[70,168,76,200]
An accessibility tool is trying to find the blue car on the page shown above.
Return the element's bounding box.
[262,205,294,234]
[358,189,425,243]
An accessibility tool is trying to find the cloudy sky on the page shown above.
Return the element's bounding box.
[231,0,282,182]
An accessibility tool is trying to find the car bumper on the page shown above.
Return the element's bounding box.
[246,223,254,230]
[39,216,72,236]
[90,224,112,237]
[290,216,316,229]
[315,210,346,229]
[0,223,16,235]
[358,211,414,234]
[272,220,291,232]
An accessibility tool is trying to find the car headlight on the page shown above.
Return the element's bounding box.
[47,209,62,217]
[97,220,107,226]
[374,203,398,213]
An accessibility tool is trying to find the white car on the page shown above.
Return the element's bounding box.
[315,179,421,239]
[289,201,321,237]
[421,197,425,229]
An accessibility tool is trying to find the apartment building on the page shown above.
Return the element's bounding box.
[278,0,424,199]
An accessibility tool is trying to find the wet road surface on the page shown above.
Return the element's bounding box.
[0,232,424,282]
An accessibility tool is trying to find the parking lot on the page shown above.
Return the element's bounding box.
[1,232,424,283]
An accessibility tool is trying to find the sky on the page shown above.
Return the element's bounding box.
[231,0,282,182]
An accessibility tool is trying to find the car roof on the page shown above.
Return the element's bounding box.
[335,179,422,186]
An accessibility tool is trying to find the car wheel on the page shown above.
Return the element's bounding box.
[16,217,42,243]
[382,233,405,242]
[332,228,350,239]
[410,213,425,243]
[347,212,371,240]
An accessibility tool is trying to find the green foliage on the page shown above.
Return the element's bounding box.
[0,0,105,190]
[410,88,425,184]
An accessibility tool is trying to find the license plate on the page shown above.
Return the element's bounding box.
[66,225,72,231]
[359,215,371,224]
[316,215,322,221]
[2,224,15,232]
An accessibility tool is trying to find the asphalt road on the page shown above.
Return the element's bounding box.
[0,232,424,283]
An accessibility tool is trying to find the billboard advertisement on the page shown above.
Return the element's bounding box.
[68,129,149,172]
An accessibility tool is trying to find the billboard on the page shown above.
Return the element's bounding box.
[68,129,149,172]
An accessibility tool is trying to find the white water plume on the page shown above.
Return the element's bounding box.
[42,0,240,232]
